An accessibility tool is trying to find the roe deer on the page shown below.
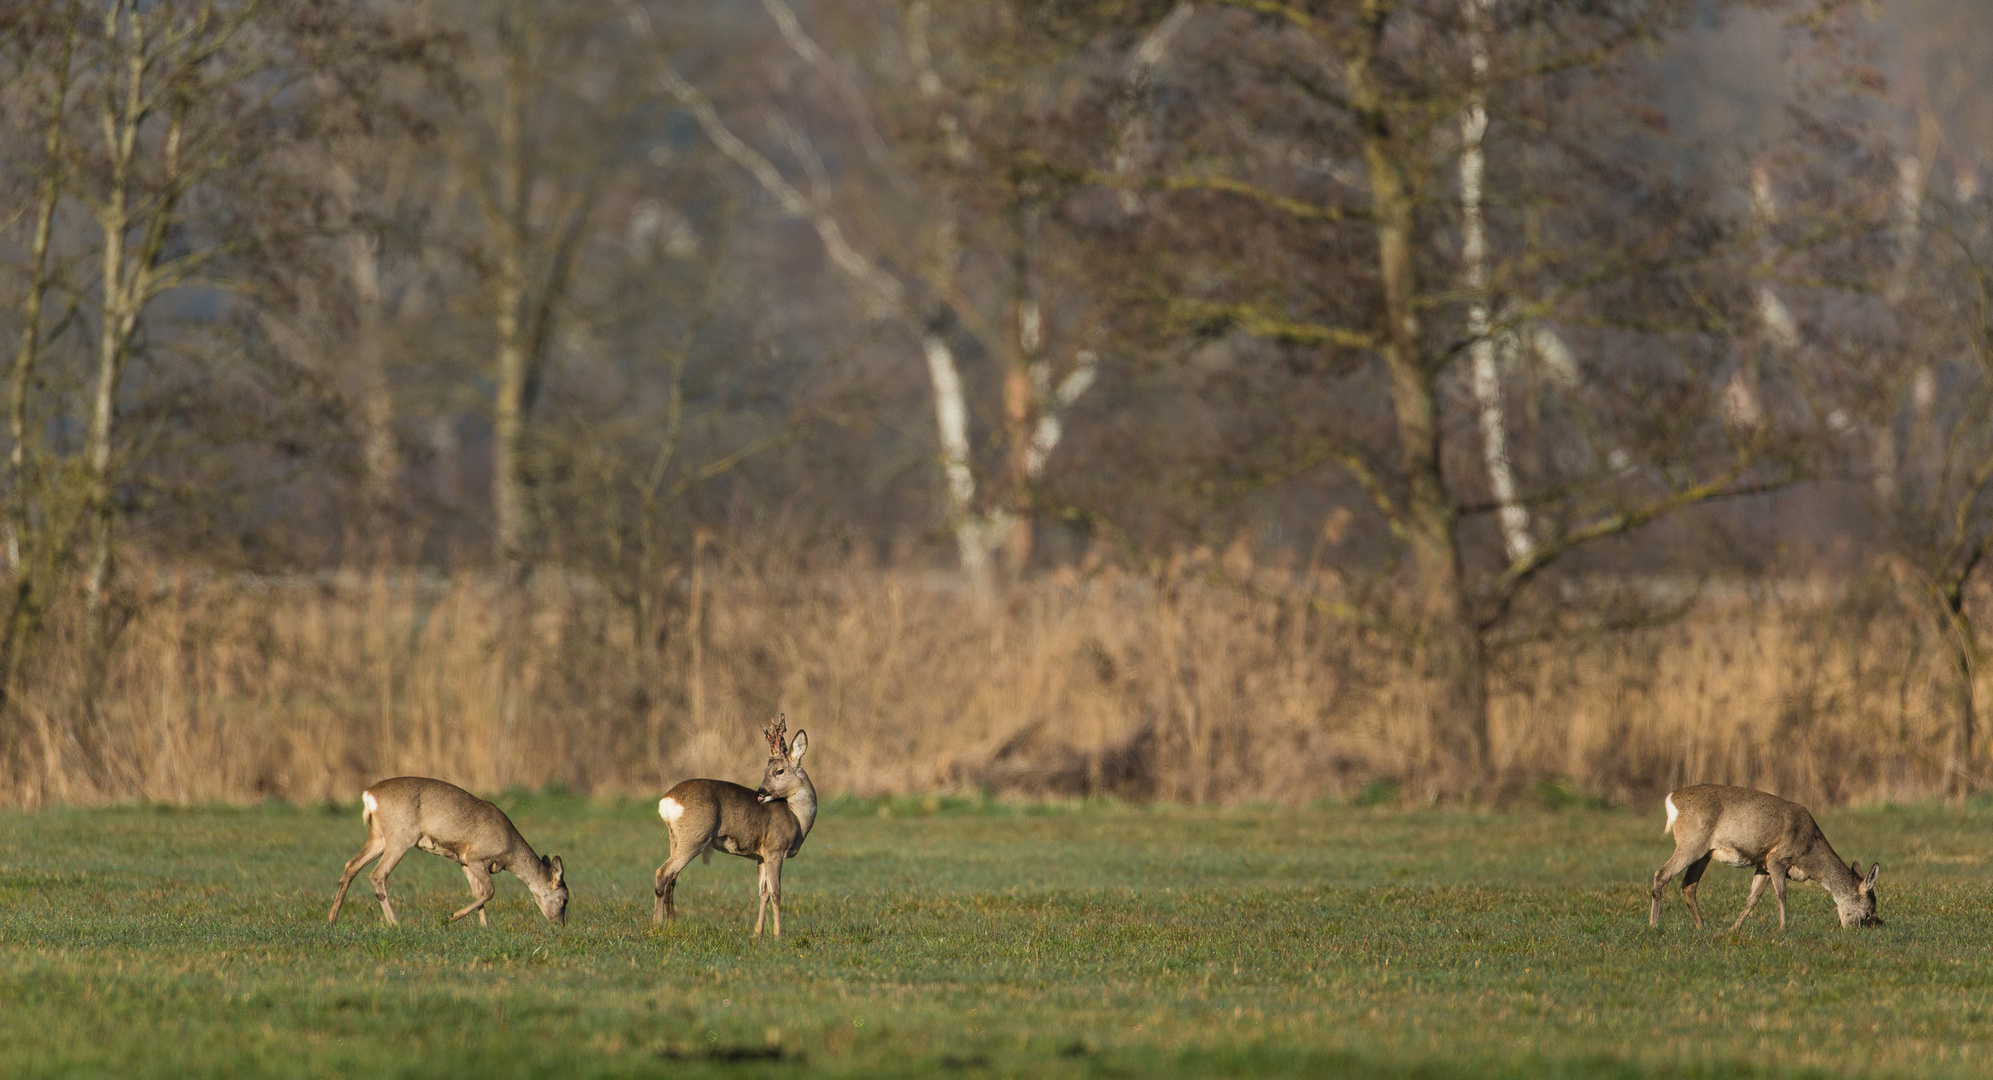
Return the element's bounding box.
[327,777,569,926]
[653,715,815,937]
[1649,784,1880,931]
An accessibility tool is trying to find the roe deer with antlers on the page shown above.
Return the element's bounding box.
[327,777,569,926]
[1649,784,1881,931]
[653,715,815,937]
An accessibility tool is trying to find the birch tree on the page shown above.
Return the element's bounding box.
[1457,0,1531,565]
[1869,196,1993,799]
[0,5,82,728]
[0,0,421,774]
[490,5,589,565]
[69,0,348,651]
[625,0,1103,591]
[1045,0,1858,784]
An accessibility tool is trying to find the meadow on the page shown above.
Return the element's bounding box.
[2,794,1988,1079]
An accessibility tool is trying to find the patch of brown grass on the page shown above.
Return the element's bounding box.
[0,563,1964,808]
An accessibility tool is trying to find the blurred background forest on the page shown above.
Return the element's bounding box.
[2,0,1991,808]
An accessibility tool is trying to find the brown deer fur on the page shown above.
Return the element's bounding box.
[1649,784,1880,931]
[653,716,815,937]
[327,776,569,926]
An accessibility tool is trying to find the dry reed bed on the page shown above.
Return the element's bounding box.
[0,566,1968,808]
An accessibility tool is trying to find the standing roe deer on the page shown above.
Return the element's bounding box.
[327,776,569,926]
[1649,784,1881,931]
[653,715,815,937]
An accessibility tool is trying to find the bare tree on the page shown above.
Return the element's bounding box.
[0,5,84,732]
[424,0,625,565]
[627,0,1107,592]
[1864,192,1993,799]
[1017,0,1868,786]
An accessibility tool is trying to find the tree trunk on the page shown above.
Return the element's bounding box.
[1352,10,1489,779]
[491,9,532,563]
[349,231,400,514]
[1002,357,1034,575]
[0,31,75,740]
[922,327,992,592]
[1948,640,1976,802]
[492,261,529,560]
[1940,586,1979,801]
[1003,201,1043,577]
[1459,0,1532,565]
[86,175,133,640]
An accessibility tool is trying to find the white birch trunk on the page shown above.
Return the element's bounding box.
[1109,3,1194,214]
[1027,354,1098,478]
[1891,150,1934,499]
[922,331,991,586]
[1459,0,1532,563]
[1727,163,1782,431]
[638,0,1103,589]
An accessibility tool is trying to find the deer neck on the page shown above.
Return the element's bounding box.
[508,844,557,899]
[1800,847,1861,900]
[780,778,818,844]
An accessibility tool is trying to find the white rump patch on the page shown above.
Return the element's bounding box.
[659,797,685,824]
[1663,793,1678,835]
[361,790,378,823]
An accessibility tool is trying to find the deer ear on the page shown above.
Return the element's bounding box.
[1864,863,1879,886]
[789,730,809,762]
[1850,859,1860,878]
[547,855,564,885]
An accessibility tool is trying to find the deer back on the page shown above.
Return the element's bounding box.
[660,778,806,859]
[366,777,531,863]
[1666,783,1880,925]
[1666,784,1820,856]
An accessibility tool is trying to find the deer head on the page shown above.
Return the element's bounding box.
[755,714,810,805]
[532,854,569,925]
[1837,860,1882,928]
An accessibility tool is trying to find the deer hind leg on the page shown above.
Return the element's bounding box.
[369,838,416,926]
[1679,853,1713,930]
[327,834,386,924]
[1729,869,1772,931]
[653,841,706,926]
[1650,844,1711,928]
[452,862,497,925]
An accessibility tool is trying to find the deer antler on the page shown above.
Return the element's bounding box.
[763,714,789,756]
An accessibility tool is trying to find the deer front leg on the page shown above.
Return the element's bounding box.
[765,855,785,939]
[451,863,496,925]
[1769,866,1790,930]
[753,861,771,937]
[1729,869,1772,932]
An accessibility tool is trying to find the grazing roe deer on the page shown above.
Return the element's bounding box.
[653,716,815,937]
[327,777,569,926]
[1649,784,1881,931]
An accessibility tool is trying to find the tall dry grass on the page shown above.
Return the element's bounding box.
[0,558,1970,808]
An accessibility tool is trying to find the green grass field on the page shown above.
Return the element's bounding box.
[1,793,1988,1079]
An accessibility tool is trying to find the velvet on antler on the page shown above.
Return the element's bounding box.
[763,714,789,756]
